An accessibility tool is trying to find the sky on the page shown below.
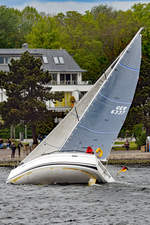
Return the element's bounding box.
[0,0,150,14]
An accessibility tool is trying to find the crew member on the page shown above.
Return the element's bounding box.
[86,146,94,154]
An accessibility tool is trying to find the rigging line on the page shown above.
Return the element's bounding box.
[74,106,79,121]
[70,111,78,117]
[99,93,131,105]
[44,142,61,150]
[119,62,140,72]
[61,149,85,152]
[74,106,84,149]
[78,125,117,134]
[105,158,109,169]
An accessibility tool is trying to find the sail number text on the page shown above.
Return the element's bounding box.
[111,106,127,115]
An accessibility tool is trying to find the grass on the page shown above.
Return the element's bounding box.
[113,141,138,150]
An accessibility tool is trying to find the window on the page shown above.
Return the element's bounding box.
[51,74,57,81]
[5,57,11,64]
[53,56,64,64]
[0,56,21,64]
[72,74,77,84]
[59,57,64,64]
[43,56,48,64]
[60,74,71,84]
[0,56,20,64]
[53,57,59,64]
[0,57,4,64]
[60,74,65,83]
[66,74,70,82]
[51,73,57,84]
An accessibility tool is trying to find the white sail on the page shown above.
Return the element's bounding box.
[22,28,142,163]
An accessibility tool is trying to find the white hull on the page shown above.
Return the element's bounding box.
[7,152,114,185]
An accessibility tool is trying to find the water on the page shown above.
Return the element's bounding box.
[1,165,150,225]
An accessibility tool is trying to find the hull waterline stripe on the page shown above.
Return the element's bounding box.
[8,163,98,181]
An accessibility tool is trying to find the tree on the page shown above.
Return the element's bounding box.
[26,16,61,49]
[0,51,61,144]
[133,124,146,149]
[17,6,41,46]
[0,6,20,48]
[55,11,107,83]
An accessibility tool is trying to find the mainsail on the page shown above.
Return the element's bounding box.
[22,28,142,163]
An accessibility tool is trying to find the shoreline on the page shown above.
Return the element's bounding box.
[108,150,150,165]
[0,149,150,167]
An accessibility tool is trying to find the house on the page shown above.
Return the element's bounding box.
[0,44,92,112]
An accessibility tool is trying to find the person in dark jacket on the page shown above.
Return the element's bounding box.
[17,142,23,157]
[7,138,11,149]
[124,140,130,151]
[11,142,16,158]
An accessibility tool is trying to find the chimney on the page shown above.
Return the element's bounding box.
[22,43,28,49]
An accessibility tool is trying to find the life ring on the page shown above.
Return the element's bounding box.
[95,147,103,158]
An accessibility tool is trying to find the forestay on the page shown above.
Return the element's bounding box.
[22,28,142,163]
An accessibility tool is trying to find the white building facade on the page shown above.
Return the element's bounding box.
[0,46,92,111]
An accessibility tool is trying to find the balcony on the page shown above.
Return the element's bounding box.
[49,80,90,85]
[47,106,71,112]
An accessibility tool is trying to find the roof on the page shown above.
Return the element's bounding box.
[0,48,86,73]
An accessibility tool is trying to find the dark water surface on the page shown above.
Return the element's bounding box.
[1,165,150,225]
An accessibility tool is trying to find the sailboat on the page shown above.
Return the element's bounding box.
[7,28,142,185]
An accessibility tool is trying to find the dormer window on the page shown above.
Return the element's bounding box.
[43,56,48,64]
[59,57,64,64]
[53,57,59,64]
[53,56,64,64]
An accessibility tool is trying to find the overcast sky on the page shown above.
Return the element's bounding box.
[0,0,149,14]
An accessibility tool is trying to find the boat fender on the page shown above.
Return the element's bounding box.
[95,147,103,158]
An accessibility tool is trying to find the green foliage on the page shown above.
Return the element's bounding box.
[0,6,20,48]
[0,128,10,139]
[58,10,108,82]
[0,51,54,143]
[36,116,54,136]
[1,3,150,137]
[133,124,146,148]
[135,131,146,148]
[133,124,143,138]
[113,142,138,150]
[18,6,41,46]
[26,16,61,49]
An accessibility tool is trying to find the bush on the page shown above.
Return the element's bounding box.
[135,131,146,148]
[133,124,146,149]
[0,128,10,139]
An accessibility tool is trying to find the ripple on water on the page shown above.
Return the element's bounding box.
[1,166,150,225]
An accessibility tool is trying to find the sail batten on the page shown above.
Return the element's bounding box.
[99,93,131,105]
[78,125,117,134]
[22,28,142,164]
[119,63,140,72]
